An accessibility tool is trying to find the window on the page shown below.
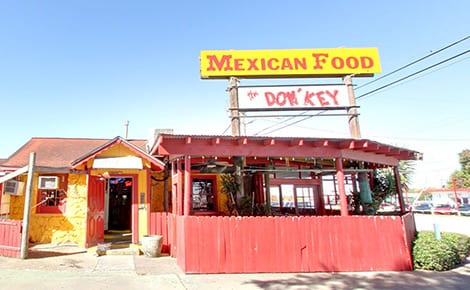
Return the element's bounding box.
[36,174,68,214]
[192,177,216,212]
[296,186,315,209]
[269,181,319,215]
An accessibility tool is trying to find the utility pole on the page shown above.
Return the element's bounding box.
[124,120,129,139]
[344,75,361,139]
[228,77,244,200]
[20,152,36,259]
[228,77,240,136]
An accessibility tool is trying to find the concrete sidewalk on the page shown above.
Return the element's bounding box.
[0,244,469,290]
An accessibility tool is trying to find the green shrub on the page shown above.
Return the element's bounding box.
[413,231,470,271]
[442,233,470,262]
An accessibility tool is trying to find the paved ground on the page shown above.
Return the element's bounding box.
[0,214,468,290]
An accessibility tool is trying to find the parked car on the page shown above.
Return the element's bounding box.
[378,202,396,212]
[432,204,456,215]
[458,204,470,216]
[412,203,432,214]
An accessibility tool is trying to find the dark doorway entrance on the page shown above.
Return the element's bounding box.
[107,177,132,231]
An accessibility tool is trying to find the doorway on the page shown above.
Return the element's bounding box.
[105,177,133,243]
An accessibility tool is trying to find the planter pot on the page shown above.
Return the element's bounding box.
[141,235,163,257]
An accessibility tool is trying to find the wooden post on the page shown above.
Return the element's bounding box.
[163,164,169,212]
[20,152,35,259]
[228,77,240,136]
[176,158,183,215]
[228,77,245,199]
[184,156,191,216]
[335,158,349,216]
[264,164,272,215]
[394,166,406,214]
[344,75,361,139]
[452,179,461,216]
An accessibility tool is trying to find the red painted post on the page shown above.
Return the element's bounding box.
[177,158,183,215]
[335,158,349,216]
[184,156,191,216]
[452,179,460,215]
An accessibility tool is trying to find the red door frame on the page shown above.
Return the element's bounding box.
[108,174,139,244]
[85,175,105,248]
[86,173,139,247]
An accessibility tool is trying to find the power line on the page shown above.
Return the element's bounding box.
[253,50,469,135]
[246,38,470,136]
[356,55,470,100]
[356,35,469,90]
[356,49,470,100]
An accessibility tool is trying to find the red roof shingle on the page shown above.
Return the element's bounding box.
[2,137,148,169]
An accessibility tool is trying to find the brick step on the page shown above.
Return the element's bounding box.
[92,243,143,256]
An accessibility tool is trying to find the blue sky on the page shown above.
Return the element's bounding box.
[0,0,468,189]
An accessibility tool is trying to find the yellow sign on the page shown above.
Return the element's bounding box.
[200,48,381,79]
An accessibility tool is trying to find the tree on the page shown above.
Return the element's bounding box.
[369,160,415,213]
[447,149,470,188]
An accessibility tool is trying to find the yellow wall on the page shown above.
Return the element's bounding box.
[150,171,167,212]
[7,141,162,246]
[9,173,88,245]
[216,175,230,215]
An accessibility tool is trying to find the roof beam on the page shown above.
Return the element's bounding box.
[290,139,304,147]
[263,138,275,146]
[0,165,28,183]
[238,137,248,145]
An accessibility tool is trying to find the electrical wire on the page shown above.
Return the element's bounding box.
[356,49,470,100]
[356,35,469,90]
[242,38,470,136]
[356,55,470,101]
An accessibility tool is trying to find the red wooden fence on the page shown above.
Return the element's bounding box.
[175,213,415,273]
[148,212,175,255]
[0,219,22,258]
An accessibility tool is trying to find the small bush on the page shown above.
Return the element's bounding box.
[413,231,470,271]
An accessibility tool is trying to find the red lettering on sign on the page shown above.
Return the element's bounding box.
[326,90,339,105]
[294,58,307,70]
[303,91,315,106]
[346,57,359,69]
[267,58,279,70]
[265,92,276,106]
[247,58,259,70]
[311,53,329,69]
[264,91,299,107]
[234,58,244,71]
[360,56,374,69]
[331,57,344,69]
[206,54,233,71]
[303,90,342,107]
[281,58,293,70]
[316,91,328,106]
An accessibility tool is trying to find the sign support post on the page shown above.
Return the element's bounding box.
[344,75,361,139]
[228,77,244,201]
[229,77,240,136]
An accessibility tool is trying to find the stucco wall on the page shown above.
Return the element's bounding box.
[10,173,87,245]
[150,171,167,212]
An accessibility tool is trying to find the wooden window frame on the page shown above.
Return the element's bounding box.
[191,175,217,215]
[36,174,68,214]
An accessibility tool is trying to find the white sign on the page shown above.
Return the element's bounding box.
[237,85,349,110]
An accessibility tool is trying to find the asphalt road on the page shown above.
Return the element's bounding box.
[414,213,470,236]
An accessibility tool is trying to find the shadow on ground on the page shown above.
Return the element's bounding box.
[245,260,470,290]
